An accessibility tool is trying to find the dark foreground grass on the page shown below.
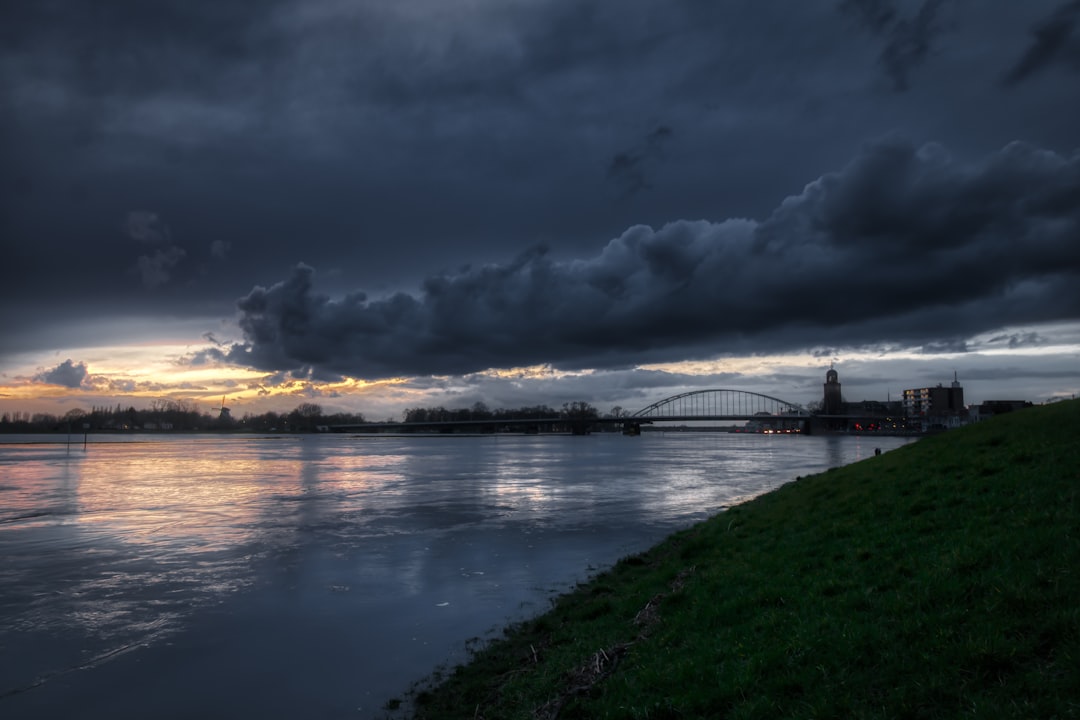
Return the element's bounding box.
[407,400,1080,719]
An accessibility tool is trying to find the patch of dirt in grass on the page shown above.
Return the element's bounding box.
[529,566,696,720]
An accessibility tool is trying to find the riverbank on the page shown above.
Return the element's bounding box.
[404,400,1079,718]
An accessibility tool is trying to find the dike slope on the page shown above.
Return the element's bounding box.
[408,400,1080,719]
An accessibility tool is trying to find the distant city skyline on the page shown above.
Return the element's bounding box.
[3,350,1075,423]
[2,1,1078,420]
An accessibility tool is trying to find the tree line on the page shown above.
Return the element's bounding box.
[402,401,603,424]
[0,401,365,434]
[0,399,620,434]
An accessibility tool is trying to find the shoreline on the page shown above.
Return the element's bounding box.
[400,401,1079,718]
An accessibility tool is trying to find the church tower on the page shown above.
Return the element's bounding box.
[949,371,964,412]
[823,367,842,415]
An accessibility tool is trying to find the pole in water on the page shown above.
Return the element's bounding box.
[83,423,89,451]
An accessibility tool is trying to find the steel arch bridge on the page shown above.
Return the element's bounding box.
[632,389,809,421]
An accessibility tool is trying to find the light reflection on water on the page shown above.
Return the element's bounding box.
[0,432,914,718]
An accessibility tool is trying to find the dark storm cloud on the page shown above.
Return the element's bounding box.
[985,331,1049,349]
[0,0,747,321]
[608,126,674,197]
[2,0,1078,374]
[126,211,186,288]
[919,339,970,354]
[207,139,1080,381]
[126,211,172,245]
[1002,0,1080,85]
[840,0,953,91]
[0,1,286,94]
[35,359,89,389]
[959,366,1080,381]
[840,0,899,33]
[210,240,231,261]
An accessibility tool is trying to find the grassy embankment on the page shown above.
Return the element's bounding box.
[406,400,1079,719]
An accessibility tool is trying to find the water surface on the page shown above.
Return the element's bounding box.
[0,432,913,718]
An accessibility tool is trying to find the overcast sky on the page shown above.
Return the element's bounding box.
[2,0,1079,419]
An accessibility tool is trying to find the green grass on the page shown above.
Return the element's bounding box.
[408,401,1080,719]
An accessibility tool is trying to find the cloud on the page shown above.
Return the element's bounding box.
[960,365,1080,381]
[208,138,1080,382]
[839,0,898,33]
[126,210,172,245]
[135,246,188,289]
[1002,0,1080,86]
[210,239,231,260]
[985,331,1049,349]
[126,211,186,288]
[918,339,969,354]
[35,359,89,388]
[608,125,674,197]
[106,378,138,393]
[840,0,952,91]
[386,365,752,415]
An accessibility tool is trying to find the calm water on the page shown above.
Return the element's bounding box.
[0,432,913,718]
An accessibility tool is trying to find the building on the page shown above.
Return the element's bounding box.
[823,367,843,415]
[903,373,965,429]
[811,367,916,433]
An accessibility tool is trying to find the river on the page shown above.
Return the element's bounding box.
[0,431,914,718]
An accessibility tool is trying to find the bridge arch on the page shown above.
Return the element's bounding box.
[632,389,808,419]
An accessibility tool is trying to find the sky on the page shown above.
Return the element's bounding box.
[2,0,1079,421]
